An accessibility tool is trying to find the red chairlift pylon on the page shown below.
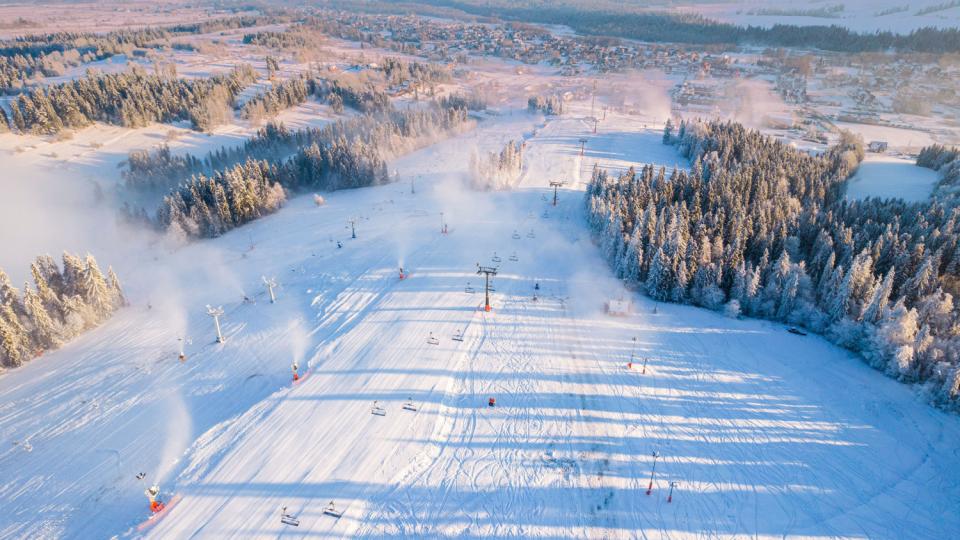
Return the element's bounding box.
[646,451,660,495]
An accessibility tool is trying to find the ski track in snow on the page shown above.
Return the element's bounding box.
[1,107,959,539]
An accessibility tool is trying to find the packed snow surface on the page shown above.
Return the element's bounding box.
[1,109,958,539]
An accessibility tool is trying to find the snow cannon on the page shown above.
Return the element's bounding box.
[399,267,406,280]
[291,361,300,382]
[146,484,165,513]
[627,362,632,370]
[179,353,186,362]
[488,397,496,407]
[484,305,491,312]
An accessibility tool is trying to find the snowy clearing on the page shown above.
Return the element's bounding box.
[844,155,941,203]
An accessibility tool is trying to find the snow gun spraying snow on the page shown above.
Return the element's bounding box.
[178,337,191,362]
[145,483,165,513]
[399,267,406,280]
[291,361,300,382]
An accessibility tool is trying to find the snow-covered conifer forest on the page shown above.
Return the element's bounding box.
[1,1,959,538]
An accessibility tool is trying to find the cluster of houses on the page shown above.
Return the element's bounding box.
[312,9,742,79]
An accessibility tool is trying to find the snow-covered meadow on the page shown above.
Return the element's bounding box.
[844,155,942,202]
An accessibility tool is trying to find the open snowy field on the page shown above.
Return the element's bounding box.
[844,155,941,203]
[678,0,960,33]
[1,101,958,539]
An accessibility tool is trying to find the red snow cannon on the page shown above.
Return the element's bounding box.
[488,397,496,407]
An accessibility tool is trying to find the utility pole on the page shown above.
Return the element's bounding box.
[578,137,588,157]
[668,481,678,503]
[594,117,598,134]
[550,181,564,207]
[646,451,660,495]
[440,212,447,234]
[262,276,277,303]
[206,305,225,344]
[476,264,498,312]
[411,176,416,194]
[348,219,357,239]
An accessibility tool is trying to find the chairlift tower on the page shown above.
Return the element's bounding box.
[348,219,357,239]
[476,264,498,312]
[206,305,225,343]
[578,138,588,157]
[263,276,277,303]
[549,181,564,207]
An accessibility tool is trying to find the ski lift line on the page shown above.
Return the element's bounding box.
[172,198,453,386]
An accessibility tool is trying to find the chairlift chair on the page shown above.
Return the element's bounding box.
[491,252,502,263]
[452,329,464,342]
[402,397,418,411]
[426,332,440,345]
[512,230,521,239]
[280,507,300,527]
[323,501,343,518]
[371,400,387,416]
[464,283,476,293]
[509,252,519,262]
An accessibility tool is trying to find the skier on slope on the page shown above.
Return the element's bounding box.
[145,484,164,513]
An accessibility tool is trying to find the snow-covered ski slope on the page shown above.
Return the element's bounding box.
[1,108,959,539]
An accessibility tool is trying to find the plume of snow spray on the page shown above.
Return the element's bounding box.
[155,390,192,484]
[289,318,310,369]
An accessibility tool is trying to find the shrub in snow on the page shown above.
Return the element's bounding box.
[723,300,741,319]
